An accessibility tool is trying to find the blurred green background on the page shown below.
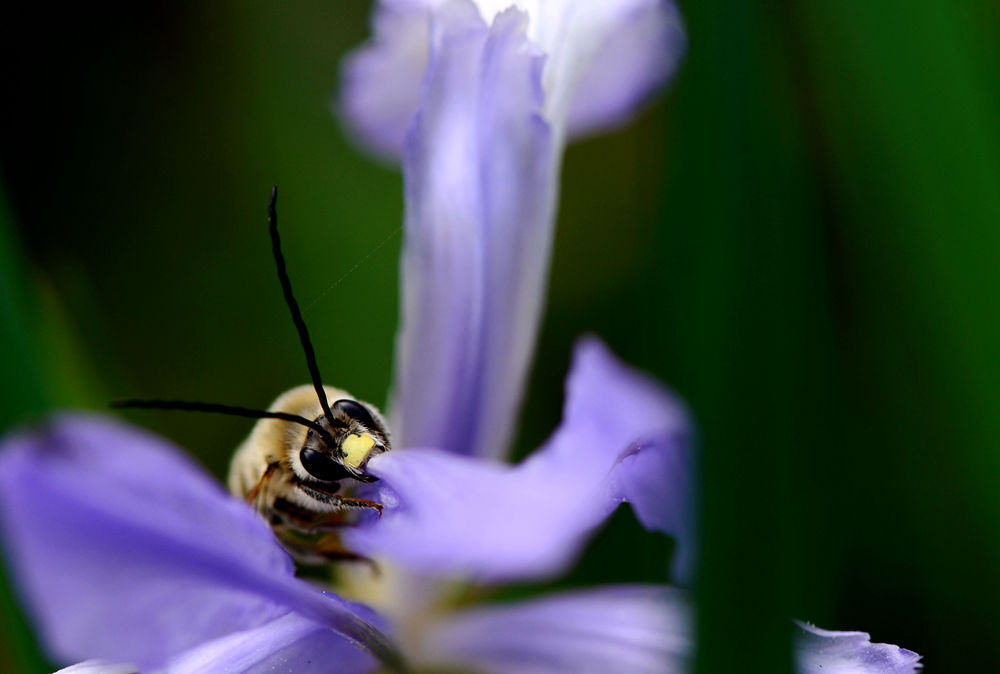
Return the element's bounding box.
[2,1,998,672]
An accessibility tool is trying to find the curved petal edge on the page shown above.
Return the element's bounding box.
[0,415,398,670]
[348,337,694,584]
[794,621,922,674]
[423,584,692,674]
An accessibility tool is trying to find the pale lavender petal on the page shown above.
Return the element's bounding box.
[347,338,693,583]
[164,612,375,674]
[559,0,687,139]
[347,0,684,462]
[389,2,557,460]
[341,0,686,152]
[0,415,399,671]
[456,1,685,140]
[560,338,697,581]
[794,622,922,674]
[339,0,433,160]
[57,614,378,674]
[423,585,692,674]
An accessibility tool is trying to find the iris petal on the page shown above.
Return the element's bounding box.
[339,0,432,160]
[420,586,922,674]
[389,2,556,461]
[347,338,693,583]
[55,662,136,674]
[459,0,686,141]
[344,0,685,463]
[339,0,686,154]
[55,613,376,674]
[423,584,692,674]
[0,416,399,671]
[559,0,686,139]
[163,612,375,674]
[794,622,922,674]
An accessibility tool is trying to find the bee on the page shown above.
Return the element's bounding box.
[227,384,389,565]
[113,187,389,565]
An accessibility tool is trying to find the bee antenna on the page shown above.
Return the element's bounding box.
[111,399,339,448]
[267,186,336,426]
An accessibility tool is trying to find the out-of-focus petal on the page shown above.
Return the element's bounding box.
[339,0,433,160]
[164,612,376,674]
[560,0,686,139]
[389,1,557,461]
[340,0,685,154]
[468,0,686,140]
[794,622,922,674]
[476,0,687,140]
[57,614,379,674]
[0,415,399,671]
[347,339,693,583]
[423,593,922,674]
[422,585,692,674]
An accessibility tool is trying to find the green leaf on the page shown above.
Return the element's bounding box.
[0,188,53,673]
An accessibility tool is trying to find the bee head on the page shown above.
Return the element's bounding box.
[296,398,390,484]
[111,190,397,492]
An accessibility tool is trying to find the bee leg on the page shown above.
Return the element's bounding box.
[332,496,384,517]
[279,533,381,574]
[295,482,384,517]
[312,535,381,575]
[272,497,359,533]
[245,462,280,504]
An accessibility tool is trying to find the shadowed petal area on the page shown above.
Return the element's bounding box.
[794,622,922,674]
[347,338,693,583]
[423,585,692,674]
[0,415,398,671]
[164,612,375,674]
[389,2,557,461]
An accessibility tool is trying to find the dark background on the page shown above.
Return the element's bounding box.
[2,2,998,672]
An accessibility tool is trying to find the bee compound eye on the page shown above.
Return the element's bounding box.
[332,399,378,430]
[299,448,352,483]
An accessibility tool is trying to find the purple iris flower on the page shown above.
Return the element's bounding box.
[0,0,920,672]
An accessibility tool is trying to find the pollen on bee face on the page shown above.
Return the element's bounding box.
[341,433,377,469]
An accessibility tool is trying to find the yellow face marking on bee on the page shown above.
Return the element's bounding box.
[342,433,377,469]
